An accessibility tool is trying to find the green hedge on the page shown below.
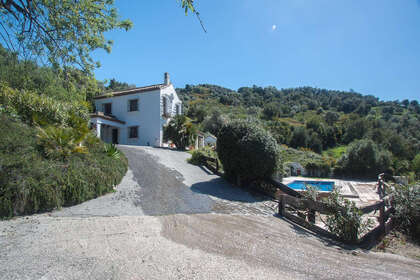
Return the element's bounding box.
[0,114,127,218]
[217,120,279,184]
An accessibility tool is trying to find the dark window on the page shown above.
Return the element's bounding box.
[129,126,138,138]
[162,97,167,115]
[129,99,138,112]
[103,103,112,115]
[176,104,181,115]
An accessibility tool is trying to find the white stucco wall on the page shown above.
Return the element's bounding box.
[93,84,182,147]
[161,85,182,116]
[95,90,162,146]
[204,136,217,145]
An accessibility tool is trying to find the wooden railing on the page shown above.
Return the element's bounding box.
[278,193,394,245]
[277,175,395,245]
[202,156,220,174]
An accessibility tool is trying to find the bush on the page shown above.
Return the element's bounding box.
[188,146,219,166]
[188,150,208,166]
[334,139,392,178]
[412,154,420,178]
[390,183,420,241]
[104,143,121,159]
[0,82,89,126]
[0,113,127,218]
[163,115,196,150]
[323,189,372,242]
[37,125,88,159]
[216,120,279,184]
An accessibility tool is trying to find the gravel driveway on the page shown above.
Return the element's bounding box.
[0,146,419,280]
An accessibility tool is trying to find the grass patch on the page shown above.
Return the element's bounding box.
[323,145,348,159]
[276,117,305,127]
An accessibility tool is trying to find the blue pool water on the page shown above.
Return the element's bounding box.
[287,180,334,192]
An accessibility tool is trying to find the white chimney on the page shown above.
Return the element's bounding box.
[164,72,170,85]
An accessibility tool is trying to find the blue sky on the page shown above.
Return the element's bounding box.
[93,0,420,101]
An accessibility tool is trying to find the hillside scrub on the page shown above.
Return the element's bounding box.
[178,84,420,177]
[334,139,392,178]
[413,154,420,179]
[279,145,332,177]
[216,120,279,185]
[0,82,89,125]
[0,113,127,218]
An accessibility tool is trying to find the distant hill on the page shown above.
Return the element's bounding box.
[177,84,420,176]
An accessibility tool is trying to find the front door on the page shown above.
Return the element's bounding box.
[112,128,118,144]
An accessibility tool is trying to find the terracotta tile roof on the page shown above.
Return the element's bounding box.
[90,112,126,124]
[94,84,171,100]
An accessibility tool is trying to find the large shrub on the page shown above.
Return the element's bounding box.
[334,139,392,178]
[0,113,127,218]
[216,120,279,184]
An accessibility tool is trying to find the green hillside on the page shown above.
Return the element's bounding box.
[178,84,420,178]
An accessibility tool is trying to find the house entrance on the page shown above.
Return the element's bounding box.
[112,128,118,144]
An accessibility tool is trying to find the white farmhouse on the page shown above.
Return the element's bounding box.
[90,73,182,147]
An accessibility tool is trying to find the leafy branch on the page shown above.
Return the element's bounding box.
[180,0,207,33]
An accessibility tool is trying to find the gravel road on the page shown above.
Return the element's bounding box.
[0,146,419,280]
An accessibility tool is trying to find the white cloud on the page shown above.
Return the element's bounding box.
[272,25,277,31]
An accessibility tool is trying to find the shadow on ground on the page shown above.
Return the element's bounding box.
[190,177,269,203]
[274,214,370,252]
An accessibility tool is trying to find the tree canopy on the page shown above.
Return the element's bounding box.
[0,0,132,72]
[0,0,199,72]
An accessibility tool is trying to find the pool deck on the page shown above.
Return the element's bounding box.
[282,176,380,207]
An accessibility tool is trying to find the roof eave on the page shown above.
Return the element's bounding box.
[93,84,171,100]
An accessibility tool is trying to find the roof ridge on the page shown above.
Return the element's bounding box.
[94,83,171,99]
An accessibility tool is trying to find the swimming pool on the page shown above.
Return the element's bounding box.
[287,180,334,192]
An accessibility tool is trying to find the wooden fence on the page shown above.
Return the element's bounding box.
[202,156,220,174]
[277,174,395,245]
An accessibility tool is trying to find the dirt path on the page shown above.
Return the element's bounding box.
[0,146,419,279]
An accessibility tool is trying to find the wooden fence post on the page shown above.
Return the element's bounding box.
[308,210,316,224]
[278,195,285,216]
[379,203,385,235]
